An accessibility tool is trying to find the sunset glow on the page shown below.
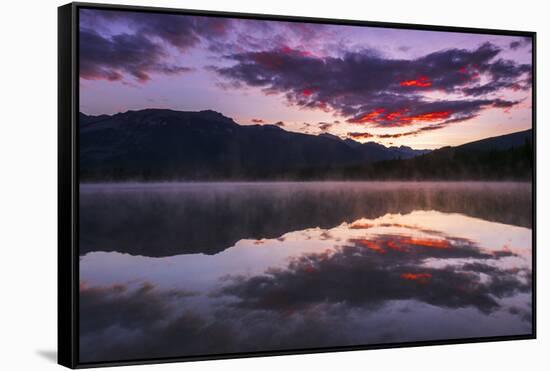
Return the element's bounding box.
[400,272,433,282]
[400,76,432,87]
[79,9,532,149]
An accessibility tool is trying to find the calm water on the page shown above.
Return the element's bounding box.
[79,182,532,363]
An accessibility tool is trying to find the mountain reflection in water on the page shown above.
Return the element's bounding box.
[79,182,532,363]
[80,181,531,256]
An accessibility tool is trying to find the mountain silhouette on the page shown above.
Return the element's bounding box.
[356,129,533,180]
[79,109,429,180]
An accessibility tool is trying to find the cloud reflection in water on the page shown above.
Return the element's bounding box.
[79,208,532,362]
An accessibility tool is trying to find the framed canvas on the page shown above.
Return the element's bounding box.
[58,2,536,368]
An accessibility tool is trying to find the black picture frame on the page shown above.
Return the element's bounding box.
[58,2,537,368]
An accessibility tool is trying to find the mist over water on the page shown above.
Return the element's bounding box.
[79,181,532,363]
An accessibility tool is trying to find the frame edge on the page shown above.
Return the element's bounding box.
[58,2,78,369]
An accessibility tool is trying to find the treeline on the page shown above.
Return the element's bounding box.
[80,139,532,181]
[340,138,533,181]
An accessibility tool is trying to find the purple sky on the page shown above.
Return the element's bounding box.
[79,8,532,149]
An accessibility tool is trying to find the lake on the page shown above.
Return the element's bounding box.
[78,182,533,363]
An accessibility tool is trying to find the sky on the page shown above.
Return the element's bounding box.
[79,9,532,149]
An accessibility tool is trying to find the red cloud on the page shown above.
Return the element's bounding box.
[400,76,432,88]
[399,237,450,249]
[348,109,452,126]
[350,108,386,124]
[401,272,432,283]
[386,240,409,252]
[215,43,527,134]
[351,239,386,254]
[400,110,452,123]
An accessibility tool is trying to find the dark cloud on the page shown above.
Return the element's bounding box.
[79,282,234,362]
[80,9,232,51]
[251,118,265,123]
[79,226,531,362]
[318,122,333,131]
[348,132,374,139]
[80,28,193,82]
[79,9,233,82]
[219,234,528,314]
[79,9,328,84]
[274,121,286,127]
[79,281,375,362]
[509,37,531,50]
[80,282,171,334]
[206,19,331,55]
[214,42,529,129]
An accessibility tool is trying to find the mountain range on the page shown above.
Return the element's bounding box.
[360,128,533,180]
[79,109,532,180]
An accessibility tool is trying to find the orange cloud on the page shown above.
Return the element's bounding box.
[351,239,386,254]
[351,108,386,123]
[400,76,432,87]
[401,272,432,283]
[347,108,451,126]
[399,237,450,249]
[386,240,409,252]
[349,223,374,229]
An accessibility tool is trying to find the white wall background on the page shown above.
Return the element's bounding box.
[0,0,546,369]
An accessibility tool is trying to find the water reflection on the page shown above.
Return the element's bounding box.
[79,182,532,363]
[80,182,531,256]
[220,229,529,314]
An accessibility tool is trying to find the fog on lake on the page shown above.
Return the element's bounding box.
[78,182,532,363]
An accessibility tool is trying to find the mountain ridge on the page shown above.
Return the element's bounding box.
[79,108,532,181]
[80,109,428,152]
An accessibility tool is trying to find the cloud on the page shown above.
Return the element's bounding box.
[400,76,432,87]
[80,282,173,334]
[219,233,528,314]
[79,9,233,83]
[274,121,286,127]
[79,282,235,362]
[80,9,232,51]
[348,132,375,139]
[351,113,482,139]
[206,19,332,56]
[251,118,265,123]
[345,98,518,127]
[80,28,193,83]
[347,112,480,140]
[78,221,531,362]
[509,37,531,50]
[79,9,330,84]
[79,280,382,362]
[213,42,529,130]
[318,122,333,131]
